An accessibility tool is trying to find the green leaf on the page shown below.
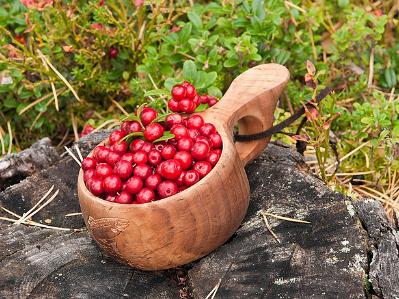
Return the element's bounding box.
[179,23,192,43]
[223,58,239,68]
[252,0,265,20]
[187,11,202,29]
[195,103,209,112]
[207,86,222,98]
[120,131,144,142]
[183,60,197,82]
[152,112,173,123]
[384,67,397,88]
[154,131,175,143]
[144,89,169,97]
[164,78,181,91]
[120,114,140,122]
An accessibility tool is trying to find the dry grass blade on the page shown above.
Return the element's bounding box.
[335,170,374,176]
[91,119,119,134]
[37,49,82,102]
[23,189,59,221]
[284,1,306,13]
[260,212,281,243]
[19,88,65,115]
[111,99,129,116]
[65,212,82,217]
[74,144,83,162]
[261,211,311,224]
[6,121,12,155]
[205,279,222,299]
[325,141,370,172]
[1,206,21,218]
[367,47,374,88]
[39,52,59,111]
[70,112,79,142]
[0,128,5,156]
[0,216,84,232]
[64,146,82,166]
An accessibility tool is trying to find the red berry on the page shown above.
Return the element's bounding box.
[105,194,116,202]
[121,121,142,133]
[193,161,212,178]
[177,137,193,152]
[165,113,183,127]
[154,141,166,152]
[113,160,133,180]
[133,164,152,179]
[199,123,216,136]
[157,180,178,199]
[112,140,128,154]
[187,114,204,129]
[168,138,178,148]
[136,188,155,203]
[125,176,143,194]
[200,95,209,104]
[188,128,200,140]
[83,169,96,182]
[176,171,186,186]
[179,99,196,113]
[141,141,154,153]
[82,157,97,170]
[95,163,113,178]
[106,151,122,166]
[168,99,180,112]
[184,170,200,186]
[191,141,210,161]
[115,191,133,204]
[193,94,201,106]
[109,47,119,58]
[121,152,135,163]
[129,139,145,152]
[94,146,110,162]
[109,129,126,145]
[171,84,186,101]
[103,174,122,194]
[185,84,196,99]
[158,159,182,180]
[89,177,104,196]
[145,174,162,190]
[144,123,164,142]
[208,97,218,106]
[174,151,192,170]
[171,125,189,139]
[132,150,148,164]
[207,150,220,166]
[213,149,222,156]
[140,107,157,126]
[80,124,95,137]
[178,186,188,192]
[148,149,162,166]
[195,136,211,148]
[209,133,222,148]
[161,144,177,160]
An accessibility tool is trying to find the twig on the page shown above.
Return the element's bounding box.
[260,212,281,243]
[367,46,374,88]
[70,112,79,142]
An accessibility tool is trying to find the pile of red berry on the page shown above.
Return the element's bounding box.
[168,81,217,113]
[81,104,222,204]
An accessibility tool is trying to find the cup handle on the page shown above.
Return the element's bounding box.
[206,64,290,165]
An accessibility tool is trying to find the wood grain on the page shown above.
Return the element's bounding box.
[78,64,290,270]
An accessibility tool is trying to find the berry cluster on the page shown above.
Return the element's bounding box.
[168,81,217,113]
[82,108,222,204]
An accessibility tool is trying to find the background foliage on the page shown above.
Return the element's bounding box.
[1,0,398,211]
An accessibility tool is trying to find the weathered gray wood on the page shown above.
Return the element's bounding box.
[0,138,59,191]
[354,199,399,299]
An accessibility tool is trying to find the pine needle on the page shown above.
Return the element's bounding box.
[111,99,129,116]
[64,146,82,166]
[7,121,12,155]
[74,144,83,162]
[260,212,281,243]
[261,211,311,224]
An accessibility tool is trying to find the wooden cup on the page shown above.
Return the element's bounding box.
[77,63,290,270]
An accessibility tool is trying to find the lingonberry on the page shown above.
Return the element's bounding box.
[129,139,145,152]
[176,171,186,186]
[208,97,218,107]
[132,150,148,165]
[168,99,180,112]
[145,174,162,190]
[109,47,119,58]
[133,164,152,179]
[195,136,211,148]
[168,138,178,148]
[191,141,210,161]
[105,194,116,202]
[193,161,212,178]
[171,84,186,101]
[209,133,222,148]
[154,141,166,152]
[103,174,122,194]
[82,157,97,170]
[184,170,200,186]
[161,145,177,160]
[193,94,200,106]
[140,107,157,126]
[95,163,113,178]
[83,169,96,182]
[121,121,142,133]
[115,191,133,204]
[207,150,221,166]
[157,180,178,199]
[158,159,182,180]
[199,123,216,136]
[141,141,154,153]
[136,188,155,203]
[125,176,143,194]
[200,95,209,104]
[165,113,183,127]
[188,128,200,140]
[121,152,135,163]
[109,129,126,145]
[144,123,164,142]
[177,137,193,152]
[213,149,222,156]
[112,140,128,154]
[185,84,196,99]
[113,160,133,180]
[179,99,196,113]
[94,146,110,162]
[171,124,189,139]
[174,151,192,170]
[89,177,104,196]
[80,124,95,137]
[178,186,188,192]
[187,114,204,129]
[106,151,122,166]
[148,149,162,166]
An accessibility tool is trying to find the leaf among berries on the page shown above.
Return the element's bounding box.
[153,131,175,143]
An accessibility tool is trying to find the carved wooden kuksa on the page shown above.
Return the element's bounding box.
[77,64,290,270]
